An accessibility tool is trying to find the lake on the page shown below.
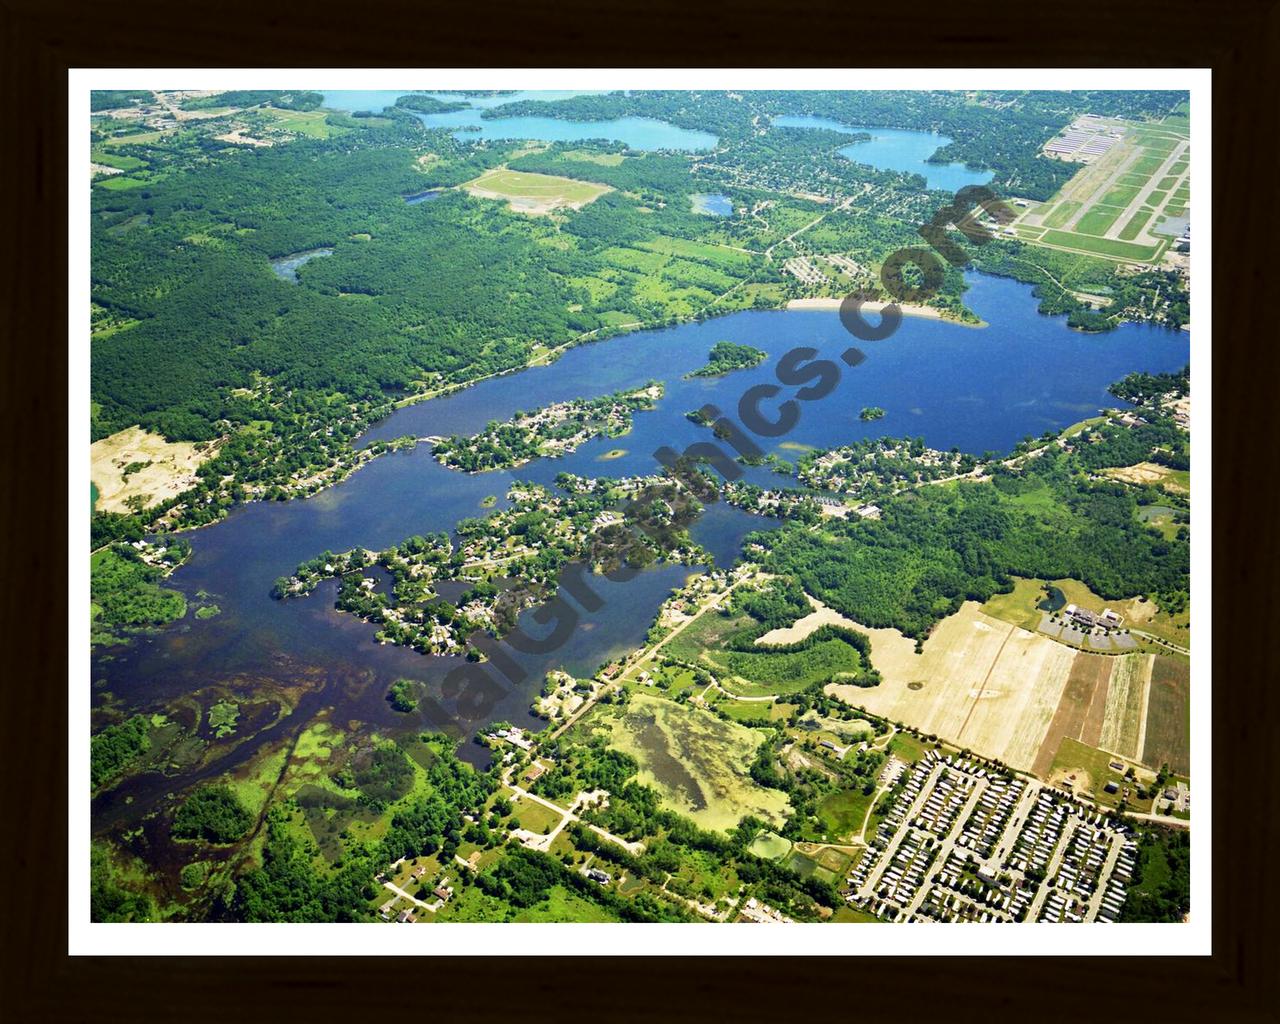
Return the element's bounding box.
[92,271,1188,808]
[320,90,717,151]
[773,114,994,192]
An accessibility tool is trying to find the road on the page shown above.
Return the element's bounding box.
[903,776,990,920]
[858,762,943,898]
[504,776,645,856]
[1024,816,1081,921]
[552,570,759,741]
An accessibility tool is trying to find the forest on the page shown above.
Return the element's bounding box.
[90,542,189,642]
[171,786,254,844]
[750,448,1189,638]
[686,341,767,378]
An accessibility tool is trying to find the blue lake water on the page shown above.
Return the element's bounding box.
[269,247,333,283]
[93,271,1188,789]
[320,90,604,114]
[403,188,442,205]
[692,193,733,216]
[320,90,716,151]
[773,114,994,192]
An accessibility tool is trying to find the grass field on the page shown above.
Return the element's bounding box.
[261,107,335,139]
[1118,209,1155,241]
[598,692,791,832]
[981,578,1051,631]
[747,830,793,861]
[463,167,611,216]
[833,905,882,923]
[1142,656,1190,774]
[1048,737,1148,810]
[1042,200,1081,229]
[1038,230,1164,262]
[817,788,876,839]
[508,795,563,835]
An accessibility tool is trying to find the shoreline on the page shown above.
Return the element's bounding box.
[785,296,987,328]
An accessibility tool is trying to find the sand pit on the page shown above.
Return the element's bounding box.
[1103,462,1188,494]
[91,425,218,514]
[825,602,1076,772]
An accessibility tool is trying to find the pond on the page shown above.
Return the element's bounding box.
[269,247,334,283]
[691,193,733,216]
[773,114,994,192]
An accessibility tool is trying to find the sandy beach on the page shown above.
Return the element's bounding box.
[786,296,985,327]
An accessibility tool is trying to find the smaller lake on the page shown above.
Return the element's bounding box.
[773,115,993,192]
[403,188,442,205]
[270,247,333,283]
[691,193,732,216]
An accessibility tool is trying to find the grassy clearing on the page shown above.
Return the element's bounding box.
[981,578,1052,631]
[509,795,563,835]
[464,167,610,215]
[636,236,755,269]
[833,905,882,923]
[817,788,876,839]
[748,830,793,861]
[714,638,865,697]
[260,107,335,138]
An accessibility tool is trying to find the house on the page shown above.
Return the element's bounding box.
[1063,604,1100,629]
[1104,781,1119,795]
[524,762,547,783]
[586,868,611,884]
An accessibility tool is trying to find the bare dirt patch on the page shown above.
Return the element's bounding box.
[1103,461,1188,494]
[1031,654,1112,777]
[91,425,219,514]
[756,595,862,646]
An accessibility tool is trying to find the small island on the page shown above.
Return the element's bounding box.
[860,406,886,421]
[432,382,663,472]
[685,341,767,378]
[386,678,419,713]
